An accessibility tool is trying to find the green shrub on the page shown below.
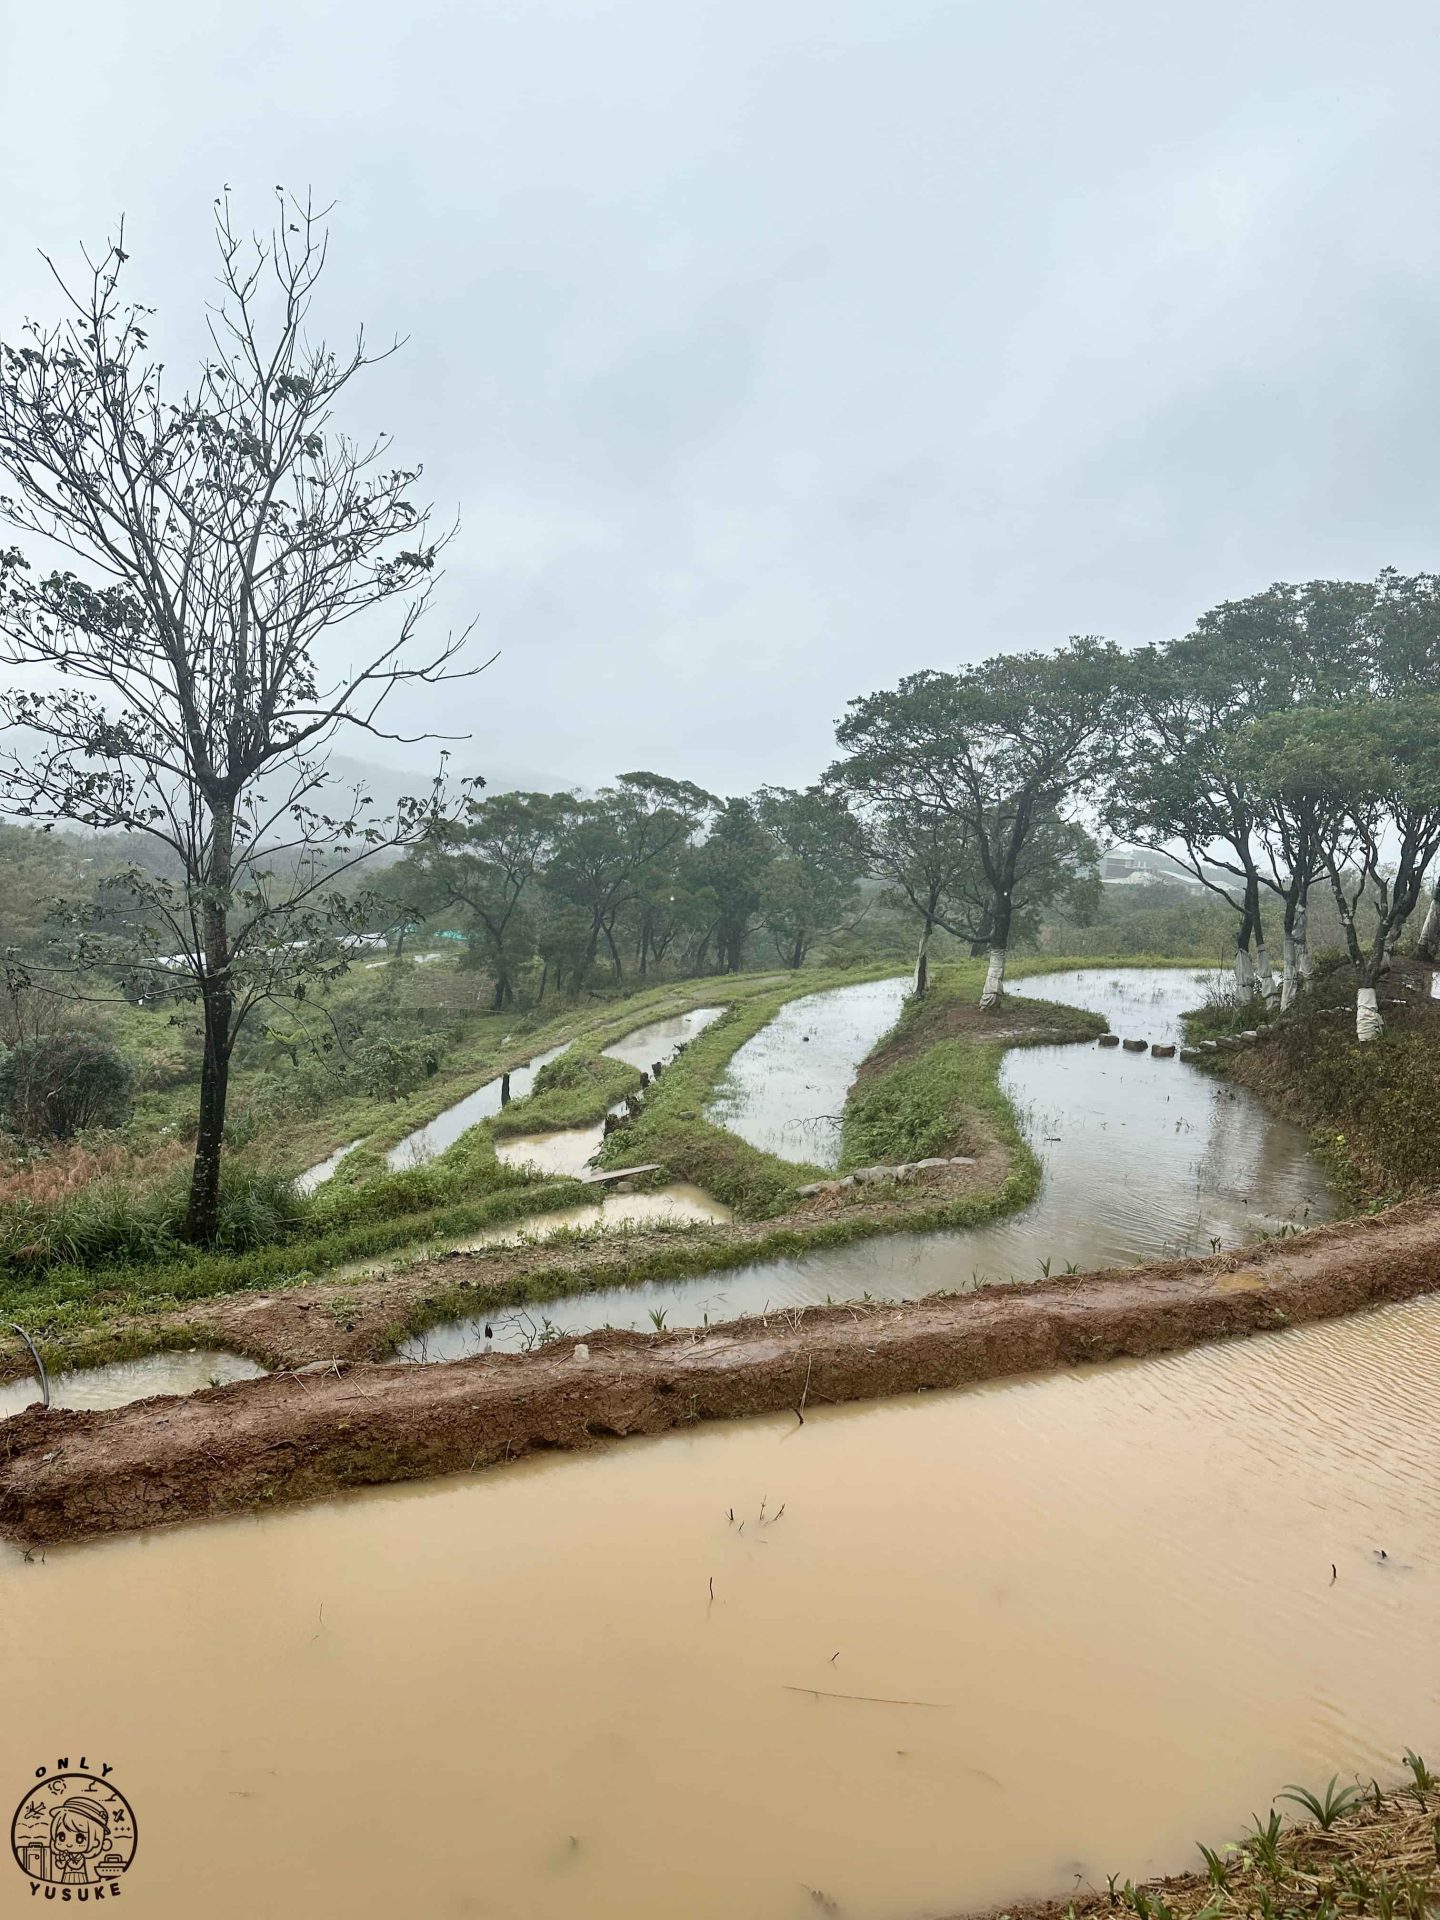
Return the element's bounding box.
[0,1031,134,1139]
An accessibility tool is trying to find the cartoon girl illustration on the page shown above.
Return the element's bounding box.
[48,1796,110,1886]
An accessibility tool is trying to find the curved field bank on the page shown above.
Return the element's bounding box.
[3,1192,1439,1545]
[0,971,1090,1391]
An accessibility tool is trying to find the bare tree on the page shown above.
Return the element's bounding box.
[0,192,479,1241]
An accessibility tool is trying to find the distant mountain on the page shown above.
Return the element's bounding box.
[322,753,579,813]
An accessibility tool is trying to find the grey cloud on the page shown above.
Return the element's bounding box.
[2,0,1438,796]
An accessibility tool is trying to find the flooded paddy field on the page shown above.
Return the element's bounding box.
[6,1292,1436,1918]
[707,975,911,1166]
[495,1006,723,1180]
[0,1348,264,1419]
[407,967,1332,1357]
[387,1043,571,1171]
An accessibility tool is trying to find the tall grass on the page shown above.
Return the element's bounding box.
[0,1164,309,1273]
[0,1136,188,1207]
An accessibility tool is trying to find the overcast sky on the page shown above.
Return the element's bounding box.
[3,1,1439,798]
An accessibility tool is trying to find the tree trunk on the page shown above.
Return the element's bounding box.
[603,921,624,980]
[979,946,1007,1007]
[1234,895,1255,996]
[1356,986,1383,1042]
[1280,892,1303,1012]
[1329,866,1363,968]
[184,981,232,1242]
[979,894,1012,1010]
[182,802,236,1244]
[1282,933,1305,1013]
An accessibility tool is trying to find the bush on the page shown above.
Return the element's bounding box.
[0,1032,134,1139]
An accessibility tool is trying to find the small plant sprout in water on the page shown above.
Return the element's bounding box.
[1277,1775,1364,1830]
[1403,1748,1437,1795]
[648,1307,669,1331]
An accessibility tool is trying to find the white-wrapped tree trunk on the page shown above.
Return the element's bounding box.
[1234,944,1254,996]
[913,926,931,998]
[1254,943,1278,1001]
[1294,901,1312,981]
[1356,987,1383,1042]
[1418,890,1440,964]
[1280,931,1297,1012]
[979,946,1006,1009]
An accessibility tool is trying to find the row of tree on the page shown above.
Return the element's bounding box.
[828,572,1440,1034]
[0,195,1432,1246]
[384,778,868,1005]
[398,568,1440,1045]
[1112,574,1440,1034]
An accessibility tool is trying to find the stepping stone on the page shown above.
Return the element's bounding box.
[1097,1033,1120,1047]
[1122,1038,1148,1052]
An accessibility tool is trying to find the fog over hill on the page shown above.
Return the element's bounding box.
[323,753,580,816]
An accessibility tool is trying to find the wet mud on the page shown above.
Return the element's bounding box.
[4,1192,1438,1545]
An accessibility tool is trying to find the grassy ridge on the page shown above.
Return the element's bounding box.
[487,1048,639,1140]
[0,968,872,1335]
[840,962,1105,1168]
[0,953,1173,1360]
[592,965,907,1215]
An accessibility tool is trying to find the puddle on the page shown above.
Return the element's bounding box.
[387,1044,570,1171]
[708,975,910,1167]
[5,1294,1436,1917]
[496,1123,607,1179]
[0,1349,265,1420]
[451,1183,730,1253]
[294,1138,363,1194]
[496,1006,725,1181]
[409,968,1333,1349]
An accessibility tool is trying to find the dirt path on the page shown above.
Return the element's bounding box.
[3,1192,1438,1545]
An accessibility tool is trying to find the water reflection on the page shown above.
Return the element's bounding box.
[0,1349,265,1420]
[409,968,1331,1355]
[707,976,910,1167]
[387,1044,570,1171]
[496,1007,724,1181]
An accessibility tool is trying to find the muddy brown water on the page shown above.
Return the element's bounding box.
[3,1294,1435,1917]
[708,974,911,1167]
[406,967,1333,1358]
